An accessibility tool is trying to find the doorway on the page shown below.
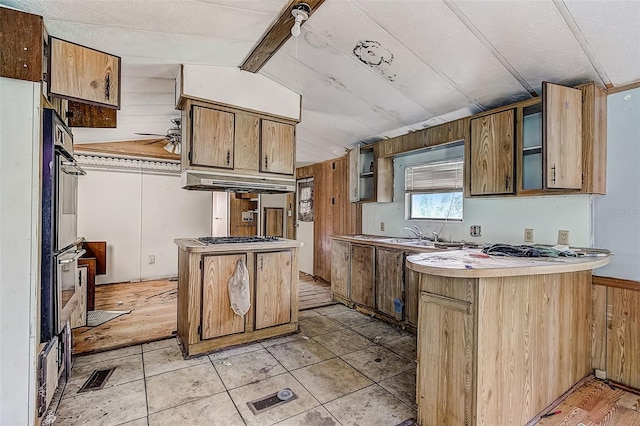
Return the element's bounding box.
[263,207,284,237]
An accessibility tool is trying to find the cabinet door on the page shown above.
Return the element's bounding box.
[348,146,360,202]
[201,254,246,339]
[331,240,351,299]
[70,266,87,328]
[191,105,235,169]
[543,82,583,189]
[234,113,260,171]
[375,248,404,320]
[255,251,292,330]
[49,37,121,108]
[607,287,640,389]
[417,292,473,426]
[261,120,294,175]
[470,109,515,195]
[404,257,420,326]
[351,244,375,307]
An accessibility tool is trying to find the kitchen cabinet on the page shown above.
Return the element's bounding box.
[0,7,45,82]
[48,37,121,109]
[261,120,295,175]
[201,254,246,339]
[543,82,583,189]
[417,292,473,426]
[348,144,394,203]
[410,252,600,426]
[191,105,235,169]
[375,248,404,320]
[470,109,515,195]
[175,239,300,357]
[330,240,351,300]
[404,259,420,326]
[255,251,292,329]
[350,244,375,307]
[182,98,296,179]
[66,100,117,128]
[234,113,260,171]
[468,81,605,197]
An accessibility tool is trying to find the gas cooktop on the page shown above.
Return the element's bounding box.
[197,236,281,245]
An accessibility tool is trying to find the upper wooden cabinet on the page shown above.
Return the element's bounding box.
[191,105,235,169]
[543,82,583,189]
[470,109,515,196]
[181,98,296,178]
[348,144,394,203]
[0,7,45,83]
[468,81,606,197]
[261,120,295,175]
[48,37,121,109]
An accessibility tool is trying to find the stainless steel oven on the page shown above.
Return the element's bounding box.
[41,108,86,341]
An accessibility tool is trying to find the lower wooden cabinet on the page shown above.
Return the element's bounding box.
[350,244,375,306]
[176,244,299,357]
[255,251,292,329]
[201,254,246,339]
[404,261,420,326]
[376,248,404,320]
[606,286,640,389]
[417,292,473,426]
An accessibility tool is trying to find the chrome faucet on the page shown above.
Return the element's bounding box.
[403,225,423,240]
[432,231,440,242]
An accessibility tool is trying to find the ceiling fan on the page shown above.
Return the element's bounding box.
[135,117,181,154]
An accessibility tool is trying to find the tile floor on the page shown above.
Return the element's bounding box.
[54,304,417,426]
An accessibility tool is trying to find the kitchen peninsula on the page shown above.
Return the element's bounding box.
[175,237,302,357]
[407,249,609,426]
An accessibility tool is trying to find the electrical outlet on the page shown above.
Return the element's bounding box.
[380,222,385,232]
[557,230,570,245]
[524,228,534,243]
[469,225,481,237]
[148,255,155,264]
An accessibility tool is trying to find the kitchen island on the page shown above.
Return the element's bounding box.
[407,249,609,426]
[175,237,302,358]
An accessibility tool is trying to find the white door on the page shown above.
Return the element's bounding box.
[211,192,229,237]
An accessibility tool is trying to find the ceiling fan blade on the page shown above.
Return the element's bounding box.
[240,0,326,73]
[135,132,168,137]
[142,138,168,145]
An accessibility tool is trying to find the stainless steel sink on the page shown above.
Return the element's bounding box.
[376,238,414,244]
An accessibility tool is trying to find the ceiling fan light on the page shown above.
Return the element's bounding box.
[291,21,302,37]
[163,142,175,154]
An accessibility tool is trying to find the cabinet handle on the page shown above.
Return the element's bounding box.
[264,155,268,169]
[551,164,556,184]
[104,73,111,101]
[260,257,264,270]
[226,151,230,165]
[505,175,510,190]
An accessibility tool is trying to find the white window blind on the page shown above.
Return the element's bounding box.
[405,160,463,193]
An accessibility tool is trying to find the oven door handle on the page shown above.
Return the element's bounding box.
[58,249,86,265]
[61,160,87,176]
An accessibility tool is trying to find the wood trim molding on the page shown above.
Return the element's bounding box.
[240,0,326,73]
[606,80,640,95]
[592,275,640,291]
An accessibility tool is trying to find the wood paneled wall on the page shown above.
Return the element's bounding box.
[296,155,361,282]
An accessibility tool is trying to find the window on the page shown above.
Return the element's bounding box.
[405,159,463,220]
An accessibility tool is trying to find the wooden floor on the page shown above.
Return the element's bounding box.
[73,273,334,354]
[298,273,334,310]
[535,376,640,425]
[72,279,177,355]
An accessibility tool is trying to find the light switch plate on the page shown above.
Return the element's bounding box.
[558,230,569,245]
[524,229,534,243]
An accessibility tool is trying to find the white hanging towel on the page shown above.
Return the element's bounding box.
[228,259,250,316]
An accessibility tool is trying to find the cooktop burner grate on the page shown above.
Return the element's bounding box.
[198,236,281,245]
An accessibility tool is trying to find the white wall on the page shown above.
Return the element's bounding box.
[78,167,212,284]
[362,145,593,247]
[297,222,314,275]
[0,78,39,425]
[593,87,640,281]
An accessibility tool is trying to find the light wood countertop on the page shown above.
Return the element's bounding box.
[174,238,302,253]
[407,248,609,278]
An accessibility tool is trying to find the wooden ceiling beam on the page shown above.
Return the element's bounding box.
[241,0,325,73]
[75,139,180,161]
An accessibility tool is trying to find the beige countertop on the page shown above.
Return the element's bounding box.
[174,238,302,253]
[407,248,609,278]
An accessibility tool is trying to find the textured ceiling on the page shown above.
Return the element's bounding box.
[2,0,639,165]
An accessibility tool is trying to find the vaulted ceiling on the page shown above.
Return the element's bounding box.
[3,0,639,165]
